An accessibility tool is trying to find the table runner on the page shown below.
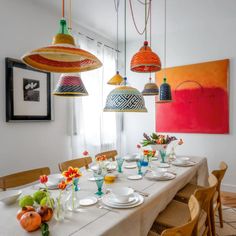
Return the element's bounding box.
[0,156,208,236]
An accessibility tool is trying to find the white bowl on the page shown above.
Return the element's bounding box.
[0,190,22,205]
[177,157,190,164]
[111,187,134,203]
[152,168,167,177]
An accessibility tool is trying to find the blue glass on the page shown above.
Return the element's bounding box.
[136,160,143,175]
[94,174,104,196]
[159,150,166,163]
[116,157,124,173]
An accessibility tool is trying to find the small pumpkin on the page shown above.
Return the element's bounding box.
[16,206,35,221]
[20,211,41,232]
[37,206,53,222]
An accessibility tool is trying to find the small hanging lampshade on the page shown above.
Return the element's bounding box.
[158,77,172,103]
[107,71,124,85]
[22,18,102,73]
[104,78,147,112]
[130,41,161,73]
[142,77,159,96]
[53,74,88,97]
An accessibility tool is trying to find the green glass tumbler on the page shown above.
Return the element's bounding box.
[116,157,124,173]
[136,160,143,175]
[159,150,166,163]
[94,174,104,196]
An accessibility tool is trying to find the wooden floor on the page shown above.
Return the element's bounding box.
[221,191,236,208]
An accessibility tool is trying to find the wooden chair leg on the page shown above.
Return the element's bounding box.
[210,204,216,236]
[207,210,212,236]
[218,202,223,228]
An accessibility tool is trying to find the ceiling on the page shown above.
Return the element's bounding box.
[37,0,236,43]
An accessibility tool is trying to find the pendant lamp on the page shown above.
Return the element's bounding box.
[129,0,161,73]
[104,0,147,112]
[142,77,159,96]
[158,0,172,103]
[107,0,123,85]
[53,74,88,97]
[21,0,102,73]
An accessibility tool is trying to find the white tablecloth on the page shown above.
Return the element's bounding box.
[0,156,208,236]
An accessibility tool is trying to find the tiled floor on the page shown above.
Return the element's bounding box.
[215,206,236,236]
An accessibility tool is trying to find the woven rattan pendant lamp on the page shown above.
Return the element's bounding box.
[104,0,147,112]
[107,0,123,85]
[130,0,161,73]
[157,0,172,103]
[22,0,102,73]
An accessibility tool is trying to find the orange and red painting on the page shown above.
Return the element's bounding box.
[155,59,229,134]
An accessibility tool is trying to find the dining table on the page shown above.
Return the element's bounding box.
[0,156,209,236]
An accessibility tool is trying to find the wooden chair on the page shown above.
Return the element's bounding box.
[148,195,200,236]
[95,150,117,161]
[210,162,228,231]
[0,167,50,191]
[58,157,92,172]
[152,174,218,236]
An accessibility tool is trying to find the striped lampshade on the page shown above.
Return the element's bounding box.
[53,74,88,97]
[142,79,159,96]
[130,41,161,73]
[22,19,102,73]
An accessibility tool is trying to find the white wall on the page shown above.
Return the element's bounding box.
[124,15,236,192]
[0,0,114,175]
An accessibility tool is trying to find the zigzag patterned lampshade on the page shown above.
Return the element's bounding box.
[53,74,88,97]
[22,19,102,73]
[104,82,147,112]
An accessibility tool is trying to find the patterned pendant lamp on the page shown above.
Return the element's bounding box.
[104,0,147,112]
[130,0,161,73]
[157,0,172,103]
[107,0,124,85]
[53,74,88,97]
[21,0,102,73]
[142,77,159,96]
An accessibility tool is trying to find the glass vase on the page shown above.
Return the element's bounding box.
[66,179,80,212]
[159,150,167,163]
[54,196,65,221]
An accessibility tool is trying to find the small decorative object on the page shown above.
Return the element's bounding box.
[141,133,177,147]
[169,138,184,161]
[159,146,167,163]
[94,173,104,196]
[62,166,82,212]
[21,0,102,73]
[158,78,172,102]
[53,74,88,97]
[116,157,124,173]
[142,77,159,96]
[5,58,51,122]
[54,181,67,221]
[39,175,54,209]
[95,154,108,175]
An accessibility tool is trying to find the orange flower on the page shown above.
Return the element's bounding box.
[39,175,48,184]
[178,139,184,145]
[143,150,149,156]
[96,155,107,162]
[62,166,82,183]
[58,180,67,190]
[152,150,156,157]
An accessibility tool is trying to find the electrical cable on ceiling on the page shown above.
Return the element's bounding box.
[136,0,150,5]
[114,0,120,71]
[164,0,167,78]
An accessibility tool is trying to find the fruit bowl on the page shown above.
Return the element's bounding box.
[0,190,22,205]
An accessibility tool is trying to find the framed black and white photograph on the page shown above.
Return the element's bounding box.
[5,58,51,122]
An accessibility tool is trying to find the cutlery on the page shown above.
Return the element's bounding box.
[129,187,149,197]
[97,204,118,213]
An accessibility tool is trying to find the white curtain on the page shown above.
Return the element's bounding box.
[70,34,122,158]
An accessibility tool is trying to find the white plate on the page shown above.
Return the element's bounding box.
[0,190,22,205]
[145,172,176,181]
[172,160,196,167]
[124,164,137,169]
[88,177,96,182]
[102,193,144,209]
[123,154,139,162]
[109,194,136,205]
[79,196,98,206]
[158,163,170,168]
[151,157,158,161]
[127,175,142,180]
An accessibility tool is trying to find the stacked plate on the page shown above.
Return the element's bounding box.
[102,192,144,209]
[145,170,176,181]
[172,157,196,167]
[123,154,140,162]
[37,174,64,190]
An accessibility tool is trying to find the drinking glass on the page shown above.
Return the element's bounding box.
[159,150,166,163]
[116,157,124,173]
[94,173,104,196]
[136,160,143,175]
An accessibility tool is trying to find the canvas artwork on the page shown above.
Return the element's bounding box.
[155,59,229,134]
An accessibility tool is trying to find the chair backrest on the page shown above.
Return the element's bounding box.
[161,195,200,236]
[212,161,228,193]
[95,150,117,161]
[193,174,218,213]
[0,167,50,191]
[58,157,92,172]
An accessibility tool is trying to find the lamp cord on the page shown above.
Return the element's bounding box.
[164,0,167,78]
[124,0,127,79]
[62,0,65,18]
[129,0,151,35]
[114,0,120,71]
[149,0,152,81]
[68,0,72,31]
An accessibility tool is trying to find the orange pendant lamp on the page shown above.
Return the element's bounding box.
[129,0,161,73]
[22,0,102,73]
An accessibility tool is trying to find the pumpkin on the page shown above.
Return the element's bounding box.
[20,211,41,232]
[16,206,35,221]
[37,206,53,222]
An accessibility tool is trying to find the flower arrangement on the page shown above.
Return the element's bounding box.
[143,150,156,157]
[141,133,177,147]
[55,180,67,221]
[39,175,54,208]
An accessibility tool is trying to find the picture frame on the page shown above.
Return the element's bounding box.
[5,58,52,122]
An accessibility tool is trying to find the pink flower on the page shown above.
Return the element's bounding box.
[136,144,141,149]
[83,150,89,156]
[39,175,48,184]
